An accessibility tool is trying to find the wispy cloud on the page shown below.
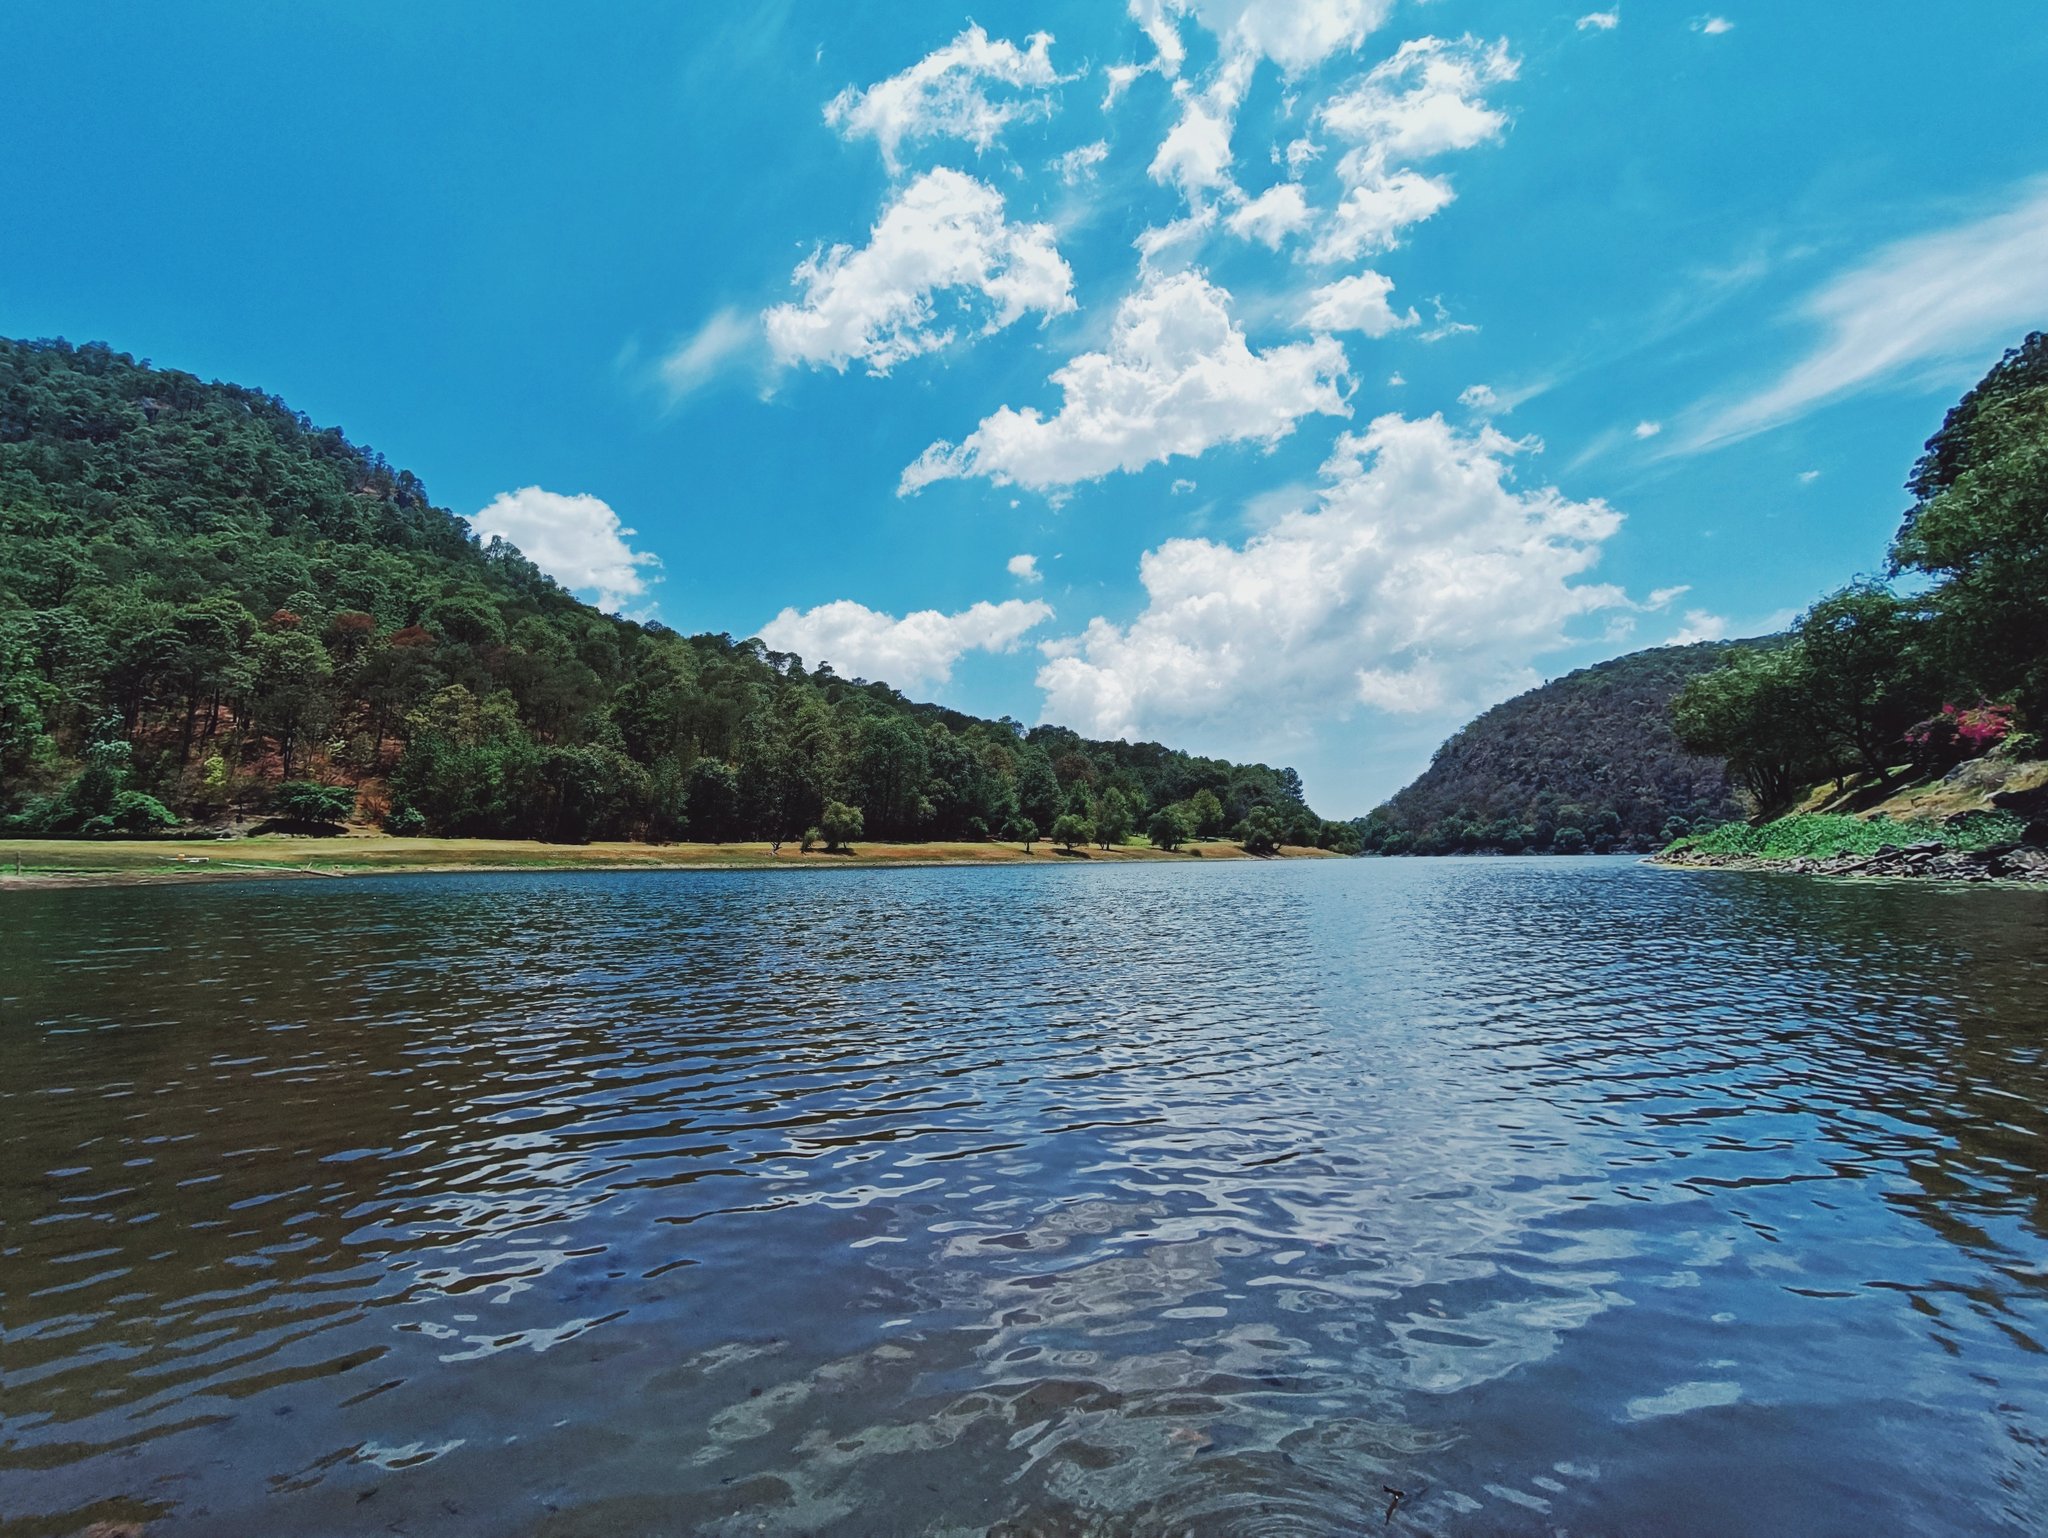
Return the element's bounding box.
[1692,15,1734,35]
[1576,10,1620,31]
[1685,179,2048,451]
[659,307,757,400]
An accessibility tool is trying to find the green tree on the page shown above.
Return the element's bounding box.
[820,799,863,851]
[1672,646,1829,812]
[1004,816,1038,852]
[1236,805,1285,855]
[274,781,357,824]
[685,756,741,841]
[1014,750,1064,832]
[1892,347,2048,724]
[1794,584,1929,782]
[251,625,333,782]
[1051,812,1092,850]
[1147,805,1193,850]
[1093,787,1134,848]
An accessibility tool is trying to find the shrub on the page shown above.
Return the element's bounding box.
[274,780,357,824]
[820,800,863,851]
[383,803,427,837]
[801,826,820,853]
[1670,810,2027,860]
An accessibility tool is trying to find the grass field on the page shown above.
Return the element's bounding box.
[0,834,1341,887]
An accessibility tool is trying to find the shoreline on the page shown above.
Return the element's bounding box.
[1649,844,2048,887]
[0,835,1342,890]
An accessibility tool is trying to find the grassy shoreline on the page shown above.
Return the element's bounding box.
[0,834,1342,889]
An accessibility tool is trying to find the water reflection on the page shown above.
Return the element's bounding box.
[2,859,2045,1536]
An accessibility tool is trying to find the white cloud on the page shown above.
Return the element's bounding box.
[1577,9,1620,30]
[1171,477,1198,494]
[1034,412,1629,739]
[1693,15,1734,35]
[1052,140,1110,184]
[470,488,661,613]
[766,168,1074,375]
[1633,419,1662,439]
[1459,382,1498,411]
[660,306,756,399]
[1300,271,1419,336]
[1134,206,1219,270]
[1180,0,1393,73]
[1225,182,1315,248]
[1689,179,2048,449]
[1309,36,1517,263]
[1150,57,1254,202]
[1128,0,1189,79]
[1670,609,1729,644]
[1419,295,1479,341]
[1645,585,1689,609]
[1387,371,1406,386]
[824,26,1061,173]
[757,597,1053,688]
[901,270,1350,494]
[1798,469,1821,484]
[1008,552,1043,582]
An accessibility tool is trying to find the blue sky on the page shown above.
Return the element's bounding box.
[4,1,2044,815]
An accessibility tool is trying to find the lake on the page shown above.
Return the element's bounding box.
[3,857,2045,1536]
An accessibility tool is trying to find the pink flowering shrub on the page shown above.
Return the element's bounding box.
[1904,701,2013,766]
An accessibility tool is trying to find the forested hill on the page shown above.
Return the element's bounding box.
[0,337,1343,848]
[1357,642,1753,855]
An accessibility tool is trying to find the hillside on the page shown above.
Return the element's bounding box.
[1358,642,1754,855]
[0,338,1343,848]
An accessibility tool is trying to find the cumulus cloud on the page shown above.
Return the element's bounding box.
[1008,552,1043,582]
[1310,35,1517,263]
[1299,271,1418,336]
[1633,419,1662,439]
[1577,9,1620,29]
[1150,57,1254,202]
[1176,0,1392,74]
[1034,412,1629,739]
[757,597,1053,688]
[1459,382,1499,411]
[470,488,661,613]
[824,26,1061,172]
[765,168,1074,375]
[1225,182,1316,248]
[660,306,756,398]
[1689,178,2048,449]
[900,270,1350,494]
[1136,1,1398,216]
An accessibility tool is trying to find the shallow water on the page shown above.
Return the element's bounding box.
[2,857,2045,1536]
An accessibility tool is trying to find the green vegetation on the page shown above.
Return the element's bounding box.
[1671,810,2028,861]
[1356,642,1750,855]
[1670,334,2048,814]
[0,338,1354,850]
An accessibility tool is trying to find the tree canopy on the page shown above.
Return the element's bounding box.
[0,337,1339,846]
[1670,332,2047,816]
